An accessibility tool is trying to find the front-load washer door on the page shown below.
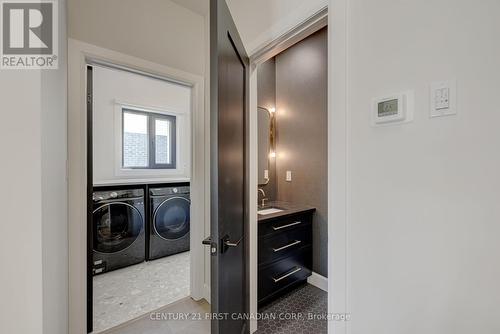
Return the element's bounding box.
[93,202,143,253]
[153,197,190,240]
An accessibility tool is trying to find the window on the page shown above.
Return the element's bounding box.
[122,108,176,169]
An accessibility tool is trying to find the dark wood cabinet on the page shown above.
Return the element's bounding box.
[258,209,315,306]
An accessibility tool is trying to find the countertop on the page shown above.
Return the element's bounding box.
[257,201,316,223]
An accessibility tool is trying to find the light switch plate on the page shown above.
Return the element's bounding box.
[435,87,450,110]
[286,171,292,182]
[430,80,457,117]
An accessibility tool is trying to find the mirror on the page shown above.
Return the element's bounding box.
[258,107,275,185]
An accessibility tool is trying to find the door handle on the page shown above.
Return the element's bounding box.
[221,234,243,253]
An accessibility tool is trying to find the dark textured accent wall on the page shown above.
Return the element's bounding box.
[257,58,277,201]
[275,28,328,277]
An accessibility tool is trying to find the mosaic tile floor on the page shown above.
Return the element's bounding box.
[257,284,328,334]
[93,251,190,333]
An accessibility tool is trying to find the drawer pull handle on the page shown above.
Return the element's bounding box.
[273,267,302,283]
[272,240,301,252]
[272,221,302,231]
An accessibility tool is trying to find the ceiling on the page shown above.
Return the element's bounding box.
[170,0,327,54]
[170,0,209,16]
[226,0,327,54]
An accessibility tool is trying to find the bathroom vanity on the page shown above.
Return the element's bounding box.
[258,202,315,305]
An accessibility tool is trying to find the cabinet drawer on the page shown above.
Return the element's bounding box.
[258,247,312,303]
[259,225,311,266]
[258,212,312,237]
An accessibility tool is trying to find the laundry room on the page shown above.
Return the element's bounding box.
[87,63,206,333]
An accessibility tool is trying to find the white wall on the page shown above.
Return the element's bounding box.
[0,2,67,334]
[0,71,44,334]
[68,0,205,76]
[92,66,191,185]
[340,0,500,333]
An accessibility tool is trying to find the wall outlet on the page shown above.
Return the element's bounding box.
[286,171,292,182]
[430,80,457,117]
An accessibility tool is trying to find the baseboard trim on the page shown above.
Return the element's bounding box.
[203,283,211,304]
[307,272,328,292]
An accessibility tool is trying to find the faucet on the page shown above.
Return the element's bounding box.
[258,188,268,208]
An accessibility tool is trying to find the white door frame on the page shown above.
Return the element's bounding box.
[328,0,349,333]
[248,3,350,333]
[67,39,209,334]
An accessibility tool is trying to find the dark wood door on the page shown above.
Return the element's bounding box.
[209,0,248,333]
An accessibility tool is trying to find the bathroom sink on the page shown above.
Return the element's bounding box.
[257,207,284,215]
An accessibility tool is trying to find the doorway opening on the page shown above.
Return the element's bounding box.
[249,8,329,334]
[84,60,208,333]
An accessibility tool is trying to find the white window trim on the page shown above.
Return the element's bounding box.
[113,100,191,180]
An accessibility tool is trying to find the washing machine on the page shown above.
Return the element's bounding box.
[92,188,145,274]
[148,185,190,260]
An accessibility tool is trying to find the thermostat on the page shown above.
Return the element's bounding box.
[371,90,414,126]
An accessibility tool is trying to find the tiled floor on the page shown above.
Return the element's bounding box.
[104,297,211,334]
[93,251,190,333]
[94,262,325,334]
[257,284,328,334]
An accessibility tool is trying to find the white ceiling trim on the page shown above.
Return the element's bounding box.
[245,0,328,55]
[249,7,327,63]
